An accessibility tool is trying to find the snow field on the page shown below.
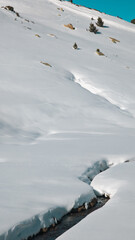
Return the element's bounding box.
[0,0,135,239]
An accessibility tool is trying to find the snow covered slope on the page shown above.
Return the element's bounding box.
[58,161,135,240]
[0,0,135,239]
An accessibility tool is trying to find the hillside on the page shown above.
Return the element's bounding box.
[0,0,135,239]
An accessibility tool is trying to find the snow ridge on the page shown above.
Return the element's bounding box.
[73,75,134,118]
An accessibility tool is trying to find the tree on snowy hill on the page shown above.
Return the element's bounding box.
[73,42,78,49]
[96,17,104,27]
[131,19,135,24]
[89,23,98,34]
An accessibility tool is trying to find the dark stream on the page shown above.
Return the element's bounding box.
[32,197,108,240]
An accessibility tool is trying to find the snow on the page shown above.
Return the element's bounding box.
[58,161,135,240]
[0,0,135,239]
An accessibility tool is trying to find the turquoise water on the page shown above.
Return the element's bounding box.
[65,0,135,22]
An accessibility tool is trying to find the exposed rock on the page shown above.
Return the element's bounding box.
[5,6,14,12]
[40,61,52,67]
[16,12,20,17]
[40,227,48,233]
[25,19,30,22]
[96,49,104,56]
[71,197,97,213]
[57,7,64,12]
[88,198,97,207]
[3,6,20,17]
[64,23,75,30]
[109,37,120,43]
[35,34,41,38]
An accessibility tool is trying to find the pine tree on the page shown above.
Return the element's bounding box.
[73,42,78,49]
[96,17,104,27]
[131,19,135,24]
[89,23,98,34]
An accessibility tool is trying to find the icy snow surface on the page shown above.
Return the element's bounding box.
[0,0,135,239]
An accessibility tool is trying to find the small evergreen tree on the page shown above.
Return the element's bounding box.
[96,17,104,27]
[131,19,135,24]
[89,23,98,34]
[73,42,78,49]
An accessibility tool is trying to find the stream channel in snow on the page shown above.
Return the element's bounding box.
[22,160,110,240]
[31,196,109,240]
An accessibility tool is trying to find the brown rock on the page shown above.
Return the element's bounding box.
[96,49,104,56]
[40,61,52,67]
[35,34,41,38]
[89,198,97,208]
[5,6,14,12]
[109,37,120,43]
[64,24,75,30]
[57,7,64,12]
